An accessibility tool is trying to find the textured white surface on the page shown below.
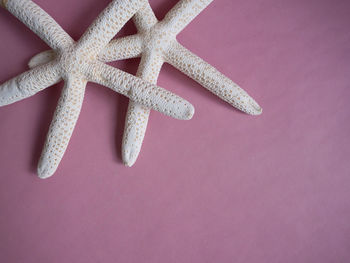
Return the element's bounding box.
[119,0,262,166]
[0,0,194,178]
[29,0,262,166]
[120,0,262,166]
[31,0,263,167]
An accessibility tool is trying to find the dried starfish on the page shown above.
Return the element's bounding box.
[30,0,263,167]
[0,0,194,178]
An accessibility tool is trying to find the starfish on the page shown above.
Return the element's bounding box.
[0,0,195,178]
[30,0,263,167]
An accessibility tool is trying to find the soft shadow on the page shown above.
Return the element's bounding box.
[151,0,180,20]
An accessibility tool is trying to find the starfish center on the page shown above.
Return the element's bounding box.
[56,46,93,77]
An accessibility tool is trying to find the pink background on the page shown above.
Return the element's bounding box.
[0,0,349,262]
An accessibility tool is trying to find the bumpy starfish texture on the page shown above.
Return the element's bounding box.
[0,0,194,178]
[31,0,263,167]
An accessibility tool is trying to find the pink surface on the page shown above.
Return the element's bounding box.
[0,0,350,262]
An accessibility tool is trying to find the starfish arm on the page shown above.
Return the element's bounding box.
[133,0,158,32]
[28,34,143,68]
[3,0,74,50]
[0,62,61,106]
[161,0,213,36]
[165,42,262,115]
[76,0,143,58]
[98,35,143,62]
[28,50,56,69]
[37,76,87,179]
[122,52,164,166]
[87,61,194,120]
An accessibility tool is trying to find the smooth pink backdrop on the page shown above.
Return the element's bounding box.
[0,0,349,262]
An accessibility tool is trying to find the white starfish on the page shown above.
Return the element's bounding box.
[0,0,194,178]
[30,0,263,167]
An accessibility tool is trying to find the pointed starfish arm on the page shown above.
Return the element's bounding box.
[3,0,74,50]
[87,61,194,120]
[0,62,61,106]
[122,52,164,166]
[28,50,56,69]
[76,0,143,58]
[133,0,158,32]
[161,0,213,36]
[165,42,262,115]
[37,76,87,179]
